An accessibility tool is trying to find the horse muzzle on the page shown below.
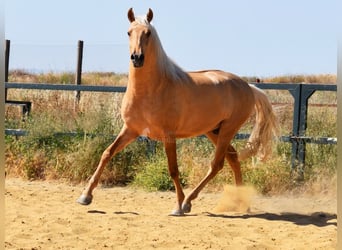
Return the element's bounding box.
[130,53,145,68]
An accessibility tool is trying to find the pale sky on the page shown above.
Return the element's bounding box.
[5,0,339,77]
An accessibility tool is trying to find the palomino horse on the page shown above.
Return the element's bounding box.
[77,8,278,215]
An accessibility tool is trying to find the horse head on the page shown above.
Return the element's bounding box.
[127,8,154,68]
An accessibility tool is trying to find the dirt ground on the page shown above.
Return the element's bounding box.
[5,178,337,250]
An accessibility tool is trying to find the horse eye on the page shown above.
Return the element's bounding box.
[127,31,131,36]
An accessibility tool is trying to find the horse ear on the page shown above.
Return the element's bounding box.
[146,8,153,23]
[128,8,135,23]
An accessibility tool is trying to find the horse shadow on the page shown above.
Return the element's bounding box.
[205,211,337,227]
[86,209,336,227]
[87,210,139,216]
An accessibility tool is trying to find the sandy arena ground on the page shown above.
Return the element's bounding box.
[5,178,337,249]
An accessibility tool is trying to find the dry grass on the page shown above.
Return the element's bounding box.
[9,69,128,86]
[261,74,336,84]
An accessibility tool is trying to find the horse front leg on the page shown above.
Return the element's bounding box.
[164,139,185,216]
[77,125,137,205]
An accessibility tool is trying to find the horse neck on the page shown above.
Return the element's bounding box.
[127,58,166,97]
[126,38,187,97]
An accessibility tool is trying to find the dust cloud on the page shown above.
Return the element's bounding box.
[213,185,257,213]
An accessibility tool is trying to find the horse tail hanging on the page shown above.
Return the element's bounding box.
[239,85,279,161]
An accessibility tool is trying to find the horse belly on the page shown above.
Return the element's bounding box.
[173,84,253,138]
[174,103,227,138]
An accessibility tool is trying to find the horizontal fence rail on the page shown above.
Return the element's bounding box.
[5,82,126,93]
[5,129,337,146]
[5,82,336,92]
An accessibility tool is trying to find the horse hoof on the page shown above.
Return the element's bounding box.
[77,194,93,205]
[182,203,192,213]
[169,209,185,216]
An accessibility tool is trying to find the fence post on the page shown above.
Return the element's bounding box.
[289,84,316,180]
[74,40,84,111]
[5,39,10,101]
[297,85,316,169]
[289,84,301,173]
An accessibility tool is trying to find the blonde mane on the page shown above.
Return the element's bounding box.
[135,16,190,83]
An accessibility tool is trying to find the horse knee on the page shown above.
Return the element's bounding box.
[168,166,180,179]
[101,149,112,161]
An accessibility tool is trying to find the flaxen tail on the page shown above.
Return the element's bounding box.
[239,85,279,161]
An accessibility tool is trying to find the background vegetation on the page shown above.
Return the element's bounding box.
[5,71,337,195]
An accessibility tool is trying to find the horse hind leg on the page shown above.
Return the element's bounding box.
[182,149,226,213]
[182,125,235,213]
[206,132,242,185]
[226,145,242,185]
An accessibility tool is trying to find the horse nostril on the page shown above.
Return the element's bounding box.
[131,53,142,60]
[130,53,144,67]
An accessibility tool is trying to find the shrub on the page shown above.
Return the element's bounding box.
[132,143,188,191]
